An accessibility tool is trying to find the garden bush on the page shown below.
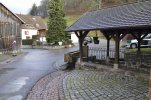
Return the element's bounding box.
[22,39,33,45]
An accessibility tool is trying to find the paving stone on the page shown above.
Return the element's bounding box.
[26,69,149,100]
[63,70,148,100]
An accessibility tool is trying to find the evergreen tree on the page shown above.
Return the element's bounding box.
[46,0,67,43]
[29,3,38,16]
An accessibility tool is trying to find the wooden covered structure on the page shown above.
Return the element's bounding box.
[0,3,24,53]
[65,1,151,69]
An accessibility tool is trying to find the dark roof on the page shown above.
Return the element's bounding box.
[65,1,151,32]
[0,3,24,23]
[16,14,47,30]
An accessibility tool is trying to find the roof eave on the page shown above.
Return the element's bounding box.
[65,25,151,32]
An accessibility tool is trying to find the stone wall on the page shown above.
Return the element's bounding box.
[125,53,151,72]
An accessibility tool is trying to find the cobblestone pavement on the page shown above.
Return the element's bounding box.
[27,70,149,100]
[27,71,68,100]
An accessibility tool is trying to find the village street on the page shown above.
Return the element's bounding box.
[0,46,79,100]
[0,39,149,100]
[0,39,119,100]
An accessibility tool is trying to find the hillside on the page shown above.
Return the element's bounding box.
[44,14,81,27]
[64,0,142,14]
[37,0,145,18]
[63,0,143,26]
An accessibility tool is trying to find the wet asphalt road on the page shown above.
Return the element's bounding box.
[0,47,78,100]
[0,39,116,100]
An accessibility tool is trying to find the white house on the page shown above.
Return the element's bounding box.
[21,29,38,40]
[16,14,47,45]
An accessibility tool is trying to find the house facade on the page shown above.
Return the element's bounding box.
[16,14,47,45]
[70,32,78,43]
[0,3,24,53]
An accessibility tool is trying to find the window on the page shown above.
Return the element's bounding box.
[25,31,29,35]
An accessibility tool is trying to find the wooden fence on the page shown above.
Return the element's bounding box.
[0,22,21,54]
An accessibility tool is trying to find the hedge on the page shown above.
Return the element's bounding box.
[22,39,33,45]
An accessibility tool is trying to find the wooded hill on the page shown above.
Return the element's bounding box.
[64,0,145,14]
[32,0,146,18]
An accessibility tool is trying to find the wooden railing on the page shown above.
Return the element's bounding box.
[88,47,125,60]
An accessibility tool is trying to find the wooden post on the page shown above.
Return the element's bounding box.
[107,38,110,58]
[102,31,112,64]
[75,31,89,62]
[113,33,126,69]
[114,33,120,69]
[79,32,83,62]
[137,34,141,53]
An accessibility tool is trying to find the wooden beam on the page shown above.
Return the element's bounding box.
[111,34,116,41]
[131,33,138,40]
[141,33,149,40]
[102,32,107,39]
[131,33,149,53]
[81,31,89,41]
[119,34,126,40]
[75,31,80,38]
[131,33,141,53]
[110,33,126,41]
[102,32,112,40]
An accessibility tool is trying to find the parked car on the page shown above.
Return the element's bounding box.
[125,34,151,48]
[84,36,92,43]
[126,38,151,48]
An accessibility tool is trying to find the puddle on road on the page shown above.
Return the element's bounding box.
[0,77,29,93]
[6,95,22,100]
[0,68,15,74]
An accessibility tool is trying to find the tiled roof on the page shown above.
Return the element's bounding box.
[16,14,47,30]
[65,1,151,32]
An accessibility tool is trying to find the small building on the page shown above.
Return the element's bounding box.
[0,2,24,53]
[65,1,151,99]
[16,14,47,44]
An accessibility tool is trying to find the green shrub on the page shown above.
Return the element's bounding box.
[32,35,38,40]
[22,39,33,45]
[128,48,151,54]
[36,41,42,45]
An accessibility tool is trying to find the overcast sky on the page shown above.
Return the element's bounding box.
[0,0,41,14]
